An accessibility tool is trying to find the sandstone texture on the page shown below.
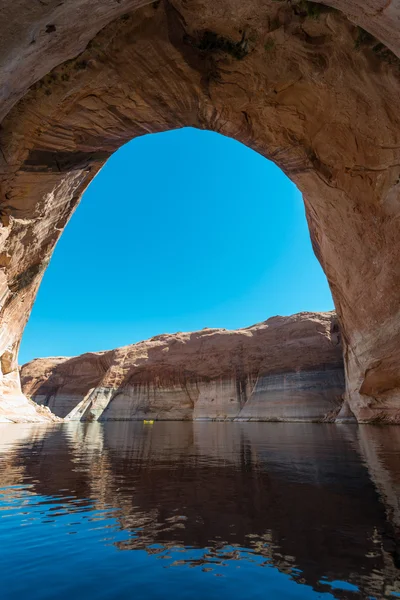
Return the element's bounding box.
[20,312,345,421]
[0,392,60,423]
[1,1,400,422]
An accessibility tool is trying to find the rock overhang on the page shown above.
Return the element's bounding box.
[0,0,400,421]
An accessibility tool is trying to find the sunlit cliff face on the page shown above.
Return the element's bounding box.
[20,312,345,422]
[1,1,400,421]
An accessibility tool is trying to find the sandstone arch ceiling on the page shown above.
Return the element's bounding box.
[0,0,400,422]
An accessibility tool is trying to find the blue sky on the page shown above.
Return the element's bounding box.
[19,128,334,363]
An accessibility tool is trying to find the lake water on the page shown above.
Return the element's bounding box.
[0,422,399,599]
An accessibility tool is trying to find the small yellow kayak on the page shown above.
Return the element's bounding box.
[143,420,154,424]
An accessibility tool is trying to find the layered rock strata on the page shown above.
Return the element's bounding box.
[1,1,400,421]
[21,312,345,422]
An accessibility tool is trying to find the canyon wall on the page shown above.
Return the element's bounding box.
[21,312,345,422]
[1,1,400,421]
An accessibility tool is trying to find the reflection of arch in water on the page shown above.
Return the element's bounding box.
[356,425,400,591]
[1,422,400,597]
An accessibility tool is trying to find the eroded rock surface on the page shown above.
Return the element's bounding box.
[1,1,400,421]
[20,312,345,421]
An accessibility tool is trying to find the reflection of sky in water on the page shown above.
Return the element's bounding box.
[0,422,399,600]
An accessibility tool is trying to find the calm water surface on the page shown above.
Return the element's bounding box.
[0,422,399,600]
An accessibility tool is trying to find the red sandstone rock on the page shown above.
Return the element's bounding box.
[20,312,345,422]
[1,1,400,422]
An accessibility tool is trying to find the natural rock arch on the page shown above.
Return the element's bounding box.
[0,0,400,422]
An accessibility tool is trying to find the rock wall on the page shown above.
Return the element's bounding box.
[1,1,400,421]
[21,312,345,422]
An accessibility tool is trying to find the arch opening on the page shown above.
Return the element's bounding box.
[18,128,343,422]
[0,0,400,421]
[19,128,334,363]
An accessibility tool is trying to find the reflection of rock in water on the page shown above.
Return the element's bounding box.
[358,426,400,532]
[0,423,52,488]
[0,423,399,598]
[356,426,400,597]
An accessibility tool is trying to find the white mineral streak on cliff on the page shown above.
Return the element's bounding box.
[21,312,345,422]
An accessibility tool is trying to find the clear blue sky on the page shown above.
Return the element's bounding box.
[19,128,334,364]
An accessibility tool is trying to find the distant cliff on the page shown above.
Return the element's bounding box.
[21,312,345,422]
